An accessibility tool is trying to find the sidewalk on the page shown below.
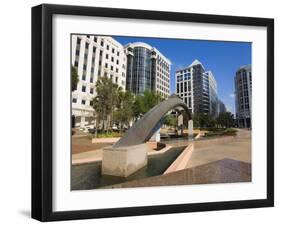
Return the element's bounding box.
[186,129,251,169]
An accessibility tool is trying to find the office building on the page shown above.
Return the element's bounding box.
[125,42,171,98]
[218,99,227,114]
[175,59,218,116]
[71,35,127,127]
[234,64,252,128]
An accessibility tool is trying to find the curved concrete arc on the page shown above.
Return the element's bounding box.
[113,94,192,148]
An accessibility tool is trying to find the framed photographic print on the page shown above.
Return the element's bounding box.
[31,4,274,221]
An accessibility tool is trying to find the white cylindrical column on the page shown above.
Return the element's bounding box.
[178,114,183,136]
[188,119,193,139]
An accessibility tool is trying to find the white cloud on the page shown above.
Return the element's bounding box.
[229,93,235,98]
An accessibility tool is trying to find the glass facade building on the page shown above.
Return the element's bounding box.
[234,65,252,128]
[176,59,220,116]
[125,42,171,98]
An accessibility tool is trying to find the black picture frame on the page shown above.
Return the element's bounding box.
[31,3,274,222]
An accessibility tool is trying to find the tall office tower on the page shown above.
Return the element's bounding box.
[125,42,171,98]
[175,59,218,116]
[206,71,218,117]
[217,99,227,114]
[234,64,252,128]
[71,35,127,128]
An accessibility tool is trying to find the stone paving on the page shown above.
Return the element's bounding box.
[186,129,251,169]
[107,158,251,189]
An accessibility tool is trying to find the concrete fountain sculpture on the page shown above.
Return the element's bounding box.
[102,94,193,177]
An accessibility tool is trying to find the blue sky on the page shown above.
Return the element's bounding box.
[115,36,251,114]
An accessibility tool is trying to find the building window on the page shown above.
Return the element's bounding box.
[81,99,86,105]
[101,40,104,46]
[83,64,87,70]
[106,45,109,50]
[77,37,81,45]
[82,74,86,81]
[110,65,113,71]
[106,54,109,59]
[74,61,78,67]
[82,86,86,92]
[112,48,115,53]
[116,59,119,65]
[117,51,120,56]
[90,88,94,94]
[72,98,77,103]
[94,37,97,42]
[188,81,191,91]
[105,63,108,68]
[115,77,118,83]
[111,57,114,62]
[85,42,89,49]
[90,76,93,83]
[116,68,118,73]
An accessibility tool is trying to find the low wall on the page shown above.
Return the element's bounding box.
[164,143,194,174]
[92,137,120,144]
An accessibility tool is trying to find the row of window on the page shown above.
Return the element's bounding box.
[72,98,93,106]
[105,54,121,65]
[157,66,170,75]
[176,82,192,93]
[157,72,170,82]
[157,57,170,71]
[80,85,94,94]
[177,68,191,74]
[177,74,191,82]
[156,85,169,94]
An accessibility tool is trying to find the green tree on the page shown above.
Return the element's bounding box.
[193,113,214,128]
[216,112,235,128]
[132,90,163,118]
[92,76,121,133]
[132,95,143,119]
[164,114,177,127]
[113,91,134,131]
[71,66,79,91]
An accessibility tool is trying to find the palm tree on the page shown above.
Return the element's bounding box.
[92,76,122,134]
[113,91,134,132]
